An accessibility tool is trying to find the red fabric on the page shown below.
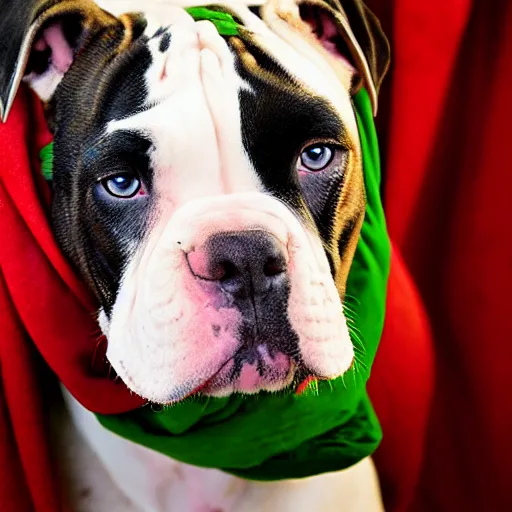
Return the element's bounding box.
[0,89,144,511]
[368,0,512,509]
[0,91,145,413]
[0,271,62,512]
[369,246,433,512]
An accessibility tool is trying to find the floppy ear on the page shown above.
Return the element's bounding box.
[0,0,118,122]
[260,0,390,115]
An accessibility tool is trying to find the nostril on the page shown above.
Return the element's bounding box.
[207,261,228,281]
[215,261,240,281]
[263,256,287,277]
[187,250,242,281]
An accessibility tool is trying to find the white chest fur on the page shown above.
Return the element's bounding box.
[53,388,383,512]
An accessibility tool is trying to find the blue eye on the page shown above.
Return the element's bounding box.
[103,174,141,198]
[300,146,334,171]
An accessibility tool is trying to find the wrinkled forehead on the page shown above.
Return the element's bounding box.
[89,3,358,139]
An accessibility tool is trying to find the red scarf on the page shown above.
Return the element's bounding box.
[0,89,145,512]
[0,91,146,414]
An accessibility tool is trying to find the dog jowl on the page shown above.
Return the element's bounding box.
[0,0,389,403]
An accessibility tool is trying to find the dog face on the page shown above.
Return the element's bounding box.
[0,0,389,403]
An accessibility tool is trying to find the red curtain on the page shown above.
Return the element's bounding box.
[368,0,512,509]
[1,1,511,510]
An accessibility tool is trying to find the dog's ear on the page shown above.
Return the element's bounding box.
[0,0,120,122]
[261,0,390,115]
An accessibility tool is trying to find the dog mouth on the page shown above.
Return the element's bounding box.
[197,344,295,396]
[115,345,336,405]
[182,343,326,400]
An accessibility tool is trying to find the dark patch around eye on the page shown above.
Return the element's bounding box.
[233,36,346,217]
[84,131,153,190]
[56,131,154,314]
[229,33,359,280]
[48,16,157,315]
[299,157,347,245]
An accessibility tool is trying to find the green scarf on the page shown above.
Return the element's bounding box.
[40,10,390,481]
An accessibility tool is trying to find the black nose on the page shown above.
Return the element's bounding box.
[187,230,288,298]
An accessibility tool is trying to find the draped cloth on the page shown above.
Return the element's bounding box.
[367,0,512,509]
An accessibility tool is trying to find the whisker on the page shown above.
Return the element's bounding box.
[353,353,368,372]
[350,332,367,354]
[347,326,367,355]
[342,302,358,316]
[344,293,362,306]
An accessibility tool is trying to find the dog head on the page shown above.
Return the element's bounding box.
[0,0,389,403]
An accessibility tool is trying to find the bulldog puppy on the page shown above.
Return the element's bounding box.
[0,0,389,510]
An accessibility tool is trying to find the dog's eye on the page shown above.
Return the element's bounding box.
[299,145,334,172]
[103,174,141,198]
